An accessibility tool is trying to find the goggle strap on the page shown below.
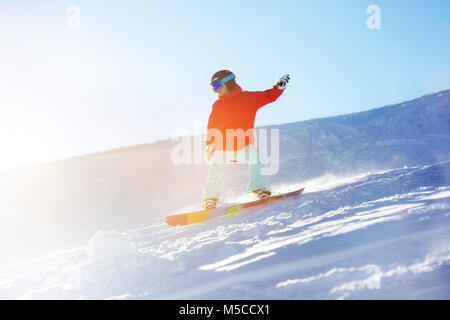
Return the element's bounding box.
[220,74,235,83]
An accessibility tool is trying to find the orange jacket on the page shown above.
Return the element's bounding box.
[206,84,284,151]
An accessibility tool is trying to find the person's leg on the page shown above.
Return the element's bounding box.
[202,151,227,200]
[241,145,267,192]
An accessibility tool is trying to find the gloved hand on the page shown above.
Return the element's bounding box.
[204,144,215,162]
[277,74,290,90]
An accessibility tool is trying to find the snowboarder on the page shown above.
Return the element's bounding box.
[202,70,290,209]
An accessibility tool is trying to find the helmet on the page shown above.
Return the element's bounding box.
[211,70,234,83]
[210,70,236,91]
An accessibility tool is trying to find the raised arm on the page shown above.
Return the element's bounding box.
[247,74,290,109]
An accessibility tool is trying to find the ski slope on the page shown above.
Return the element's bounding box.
[0,89,449,299]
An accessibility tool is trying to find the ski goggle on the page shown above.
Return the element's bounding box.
[210,73,235,92]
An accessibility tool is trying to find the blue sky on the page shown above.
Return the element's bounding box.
[0,0,449,171]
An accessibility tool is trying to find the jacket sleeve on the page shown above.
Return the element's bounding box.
[247,85,284,110]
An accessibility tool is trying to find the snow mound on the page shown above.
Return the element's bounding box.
[77,230,188,299]
[88,230,134,263]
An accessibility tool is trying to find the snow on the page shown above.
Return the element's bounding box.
[0,89,449,299]
[88,231,134,263]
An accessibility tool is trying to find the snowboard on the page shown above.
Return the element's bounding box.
[165,187,305,227]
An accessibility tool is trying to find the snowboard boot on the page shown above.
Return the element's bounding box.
[202,198,218,209]
[250,189,272,200]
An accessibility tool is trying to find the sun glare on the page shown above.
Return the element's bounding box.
[0,105,60,172]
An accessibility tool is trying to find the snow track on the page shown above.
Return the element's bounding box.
[1,161,448,299]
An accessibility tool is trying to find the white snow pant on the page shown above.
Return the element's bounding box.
[202,145,267,200]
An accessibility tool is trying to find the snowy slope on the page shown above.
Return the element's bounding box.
[0,89,449,299]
